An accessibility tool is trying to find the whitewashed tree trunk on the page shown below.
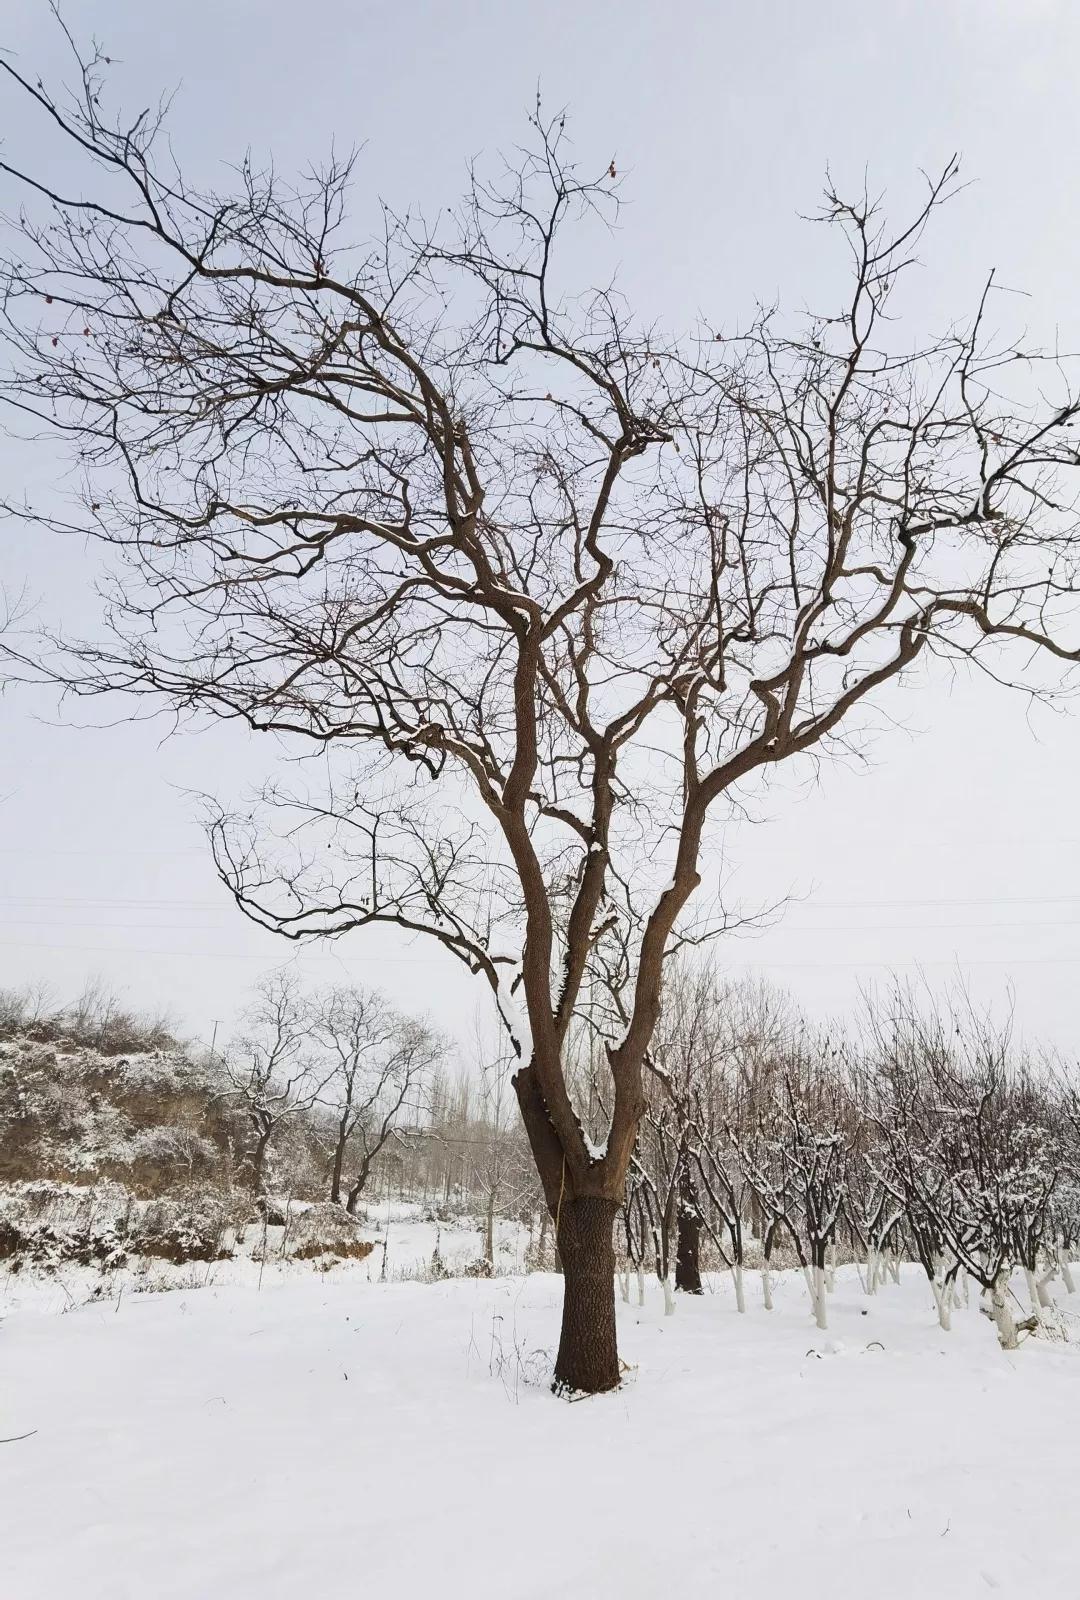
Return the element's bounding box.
[618,1266,630,1304]
[636,1266,646,1306]
[990,1275,1019,1350]
[1024,1267,1047,1322]
[762,1262,774,1311]
[731,1261,746,1314]
[1056,1247,1076,1295]
[804,1264,828,1329]
[1036,1266,1056,1310]
[662,1272,676,1316]
[930,1278,952,1332]
[824,1245,837,1293]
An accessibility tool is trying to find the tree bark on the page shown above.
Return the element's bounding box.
[484,1190,496,1265]
[552,1196,620,1395]
[251,1127,272,1197]
[675,1205,703,1294]
[345,1156,371,1216]
[329,1120,348,1205]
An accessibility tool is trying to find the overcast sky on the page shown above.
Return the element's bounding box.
[2,0,1080,1059]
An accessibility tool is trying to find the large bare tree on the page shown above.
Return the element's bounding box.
[3,31,1080,1391]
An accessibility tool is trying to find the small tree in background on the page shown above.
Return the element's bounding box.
[313,984,442,1214]
[225,971,321,1198]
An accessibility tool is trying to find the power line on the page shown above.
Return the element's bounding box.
[3,888,1080,913]
[7,913,1080,935]
[0,935,1076,970]
[0,937,450,964]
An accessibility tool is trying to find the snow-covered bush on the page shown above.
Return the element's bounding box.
[281,1202,375,1262]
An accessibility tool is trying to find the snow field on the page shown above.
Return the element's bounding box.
[2,1263,1079,1599]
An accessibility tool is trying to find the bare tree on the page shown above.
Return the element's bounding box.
[225,971,320,1198]
[469,1018,536,1268]
[313,984,441,1213]
[5,29,1080,1390]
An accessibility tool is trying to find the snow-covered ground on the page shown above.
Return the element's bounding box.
[3,1263,1079,1599]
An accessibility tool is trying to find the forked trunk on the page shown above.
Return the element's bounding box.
[552,1196,620,1395]
[675,1206,703,1294]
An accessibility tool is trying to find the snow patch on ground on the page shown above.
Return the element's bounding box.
[2,1266,1079,1597]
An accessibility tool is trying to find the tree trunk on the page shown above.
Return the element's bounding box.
[731,1260,746,1314]
[537,1207,550,1268]
[251,1129,272,1197]
[484,1190,496,1265]
[552,1196,620,1395]
[344,1156,371,1216]
[675,1206,703,1294]
[990,1274,1019,1350]
[329,1122,348,1206]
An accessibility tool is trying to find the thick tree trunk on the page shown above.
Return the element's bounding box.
[675,1205,703,1294]
[513,1062,626,1396]
[552,1196,620,1395]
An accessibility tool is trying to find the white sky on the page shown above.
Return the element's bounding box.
[2,0,1080,1057]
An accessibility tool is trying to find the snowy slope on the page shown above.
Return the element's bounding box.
[3,1266,1079,1599]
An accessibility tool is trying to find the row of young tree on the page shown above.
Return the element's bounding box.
[621,970,1080,1350]
[6,962,1079,1349]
